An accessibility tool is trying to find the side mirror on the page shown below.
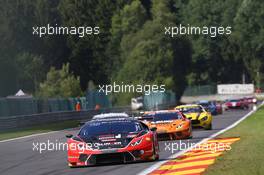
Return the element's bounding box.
[79,122,85,126]
[66,134,73,138]
[182,114,187,120]
[150,127,157,132]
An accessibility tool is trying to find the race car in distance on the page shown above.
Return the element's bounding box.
[197,100,217,115]
[66,117,159,167]
[225,99,249,110]
[244,96,257,104]
[137,110,192,140]
[215,101,223,114]
[175,104,212,130]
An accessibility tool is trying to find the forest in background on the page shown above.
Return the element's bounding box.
[0,0,263,104]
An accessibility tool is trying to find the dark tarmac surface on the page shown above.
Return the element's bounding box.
[0,110,250,175]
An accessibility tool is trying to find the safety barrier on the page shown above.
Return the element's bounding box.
[0,106,131,132]
[0,101,177,132]
[0,96,106,118]
[0,97,85,117]
[183,85,216,96]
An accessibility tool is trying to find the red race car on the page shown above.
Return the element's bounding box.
[225,99,249,110]
[244,97,257,104]
[66,117,159,167]
[215,102,223,114]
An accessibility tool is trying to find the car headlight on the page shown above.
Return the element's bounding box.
[130,138,143,146]
[201,116,208,121]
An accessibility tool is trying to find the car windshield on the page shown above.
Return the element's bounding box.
[79,120,142,138]
[230,100,239,102]
[144,112,181,121]
[199,103,209,107]
[178,107,202,113]
[140,115,154,121]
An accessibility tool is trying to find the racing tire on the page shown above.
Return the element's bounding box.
[189,125,193,138]
[188,135,193,139]
[205,124,212,130]
[151,143,159,161]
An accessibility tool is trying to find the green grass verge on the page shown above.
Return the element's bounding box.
[205,106,264,175]
[0,120,79,141]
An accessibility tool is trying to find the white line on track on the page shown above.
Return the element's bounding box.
[0,127,78,143]
[138,102,264,175]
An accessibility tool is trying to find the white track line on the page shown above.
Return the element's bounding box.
[138,102,264,175]
[0,127,78,143]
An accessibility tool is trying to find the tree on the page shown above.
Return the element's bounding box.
[111,0,191,103]
[15,52,44,92]
[58,0,129,88]
[1,0,263,100]
[37,63,82,98]
[179,0,247,84]
[233,0,264,84]
[107,0,148,75]
[0,0,70,96]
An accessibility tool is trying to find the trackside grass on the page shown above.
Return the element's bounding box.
[205,107,264,175]
[0,120,79,141]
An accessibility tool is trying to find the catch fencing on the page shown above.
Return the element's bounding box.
[0,90,177,132]
[183,85,216,96]
[0,101,176,132]
[0,89,113,118]
[0,106,131,132]
[0,97,87,118]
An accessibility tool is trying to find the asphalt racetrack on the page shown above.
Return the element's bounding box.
[0,109,251,175]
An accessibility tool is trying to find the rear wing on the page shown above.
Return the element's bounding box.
[135,115,154,121]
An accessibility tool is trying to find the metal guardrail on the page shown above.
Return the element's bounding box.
[0,103,176,132]
[0,106,131,132]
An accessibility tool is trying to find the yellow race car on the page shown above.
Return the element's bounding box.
[175,104,212,130]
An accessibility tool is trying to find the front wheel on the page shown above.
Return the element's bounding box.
[205,123,212,130]
[151,143,159,161]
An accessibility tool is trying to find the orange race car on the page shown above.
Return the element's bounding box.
[136,110,192,140]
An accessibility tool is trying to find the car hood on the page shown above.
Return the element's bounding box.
[80,133,137,149]
[183,113,200,120]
